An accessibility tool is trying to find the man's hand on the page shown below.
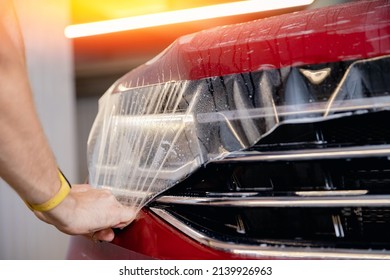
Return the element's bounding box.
[34,184,136,242]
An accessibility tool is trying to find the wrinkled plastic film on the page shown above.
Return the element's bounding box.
[88,55,390,213]
[88,81,203,210]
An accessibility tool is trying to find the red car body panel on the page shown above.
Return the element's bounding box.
[68,209,272,260]
[68,0,390,260]
[113,0,390,88]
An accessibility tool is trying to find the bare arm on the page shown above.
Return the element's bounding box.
[0,0,134,241]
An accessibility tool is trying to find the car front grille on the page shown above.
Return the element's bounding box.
[146,55,390,259]
[150,109,390,258]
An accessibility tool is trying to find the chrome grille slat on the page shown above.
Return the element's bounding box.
[156,194,390,207]
[217,144,390,162]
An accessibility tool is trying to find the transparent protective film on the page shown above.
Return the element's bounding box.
[88,55,390,214]
[88,81,203,210]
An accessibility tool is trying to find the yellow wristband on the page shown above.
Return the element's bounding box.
[27,170,71,212]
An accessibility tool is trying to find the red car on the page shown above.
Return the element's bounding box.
[68,0,390,259]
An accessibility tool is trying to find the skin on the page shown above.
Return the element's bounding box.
[0,0,135,242]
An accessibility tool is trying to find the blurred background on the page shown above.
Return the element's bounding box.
[0,0,350,259]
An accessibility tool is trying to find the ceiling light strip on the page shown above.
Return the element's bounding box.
[64,0,314,38]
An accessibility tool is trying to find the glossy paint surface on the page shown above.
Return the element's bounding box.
[68,209,262,260]
[113,0,390,89]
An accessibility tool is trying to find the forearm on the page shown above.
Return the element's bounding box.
[0,83,60,205]
[0,0,60,205]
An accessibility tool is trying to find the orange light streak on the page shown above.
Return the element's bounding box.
[65,0,314,38]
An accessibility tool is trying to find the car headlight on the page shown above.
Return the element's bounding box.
[87,76,269,211]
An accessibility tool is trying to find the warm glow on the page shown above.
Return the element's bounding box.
[65,0,314,38]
